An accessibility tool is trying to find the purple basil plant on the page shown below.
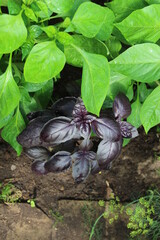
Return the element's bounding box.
[17,94,138,183]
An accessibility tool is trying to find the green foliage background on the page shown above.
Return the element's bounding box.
[0,0,160,154]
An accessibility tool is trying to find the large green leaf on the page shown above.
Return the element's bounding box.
[34,79,53,108]
[115,5,160,45]
[64,35,108,67]
[72,46,110,115]
[128,99,142,128]
[106,0,146,22]
[8,0,22,14]
[107,71,131,99]
[0,112,13,129]
[140,86,160,133]
[110,43,160,82]
[0,62,20,119]
[67,0,90,18]
[1,108,25,155]
[72,2,115,41]
[0,13,27,54]
[45,0,74,14]
[24,41,66,83]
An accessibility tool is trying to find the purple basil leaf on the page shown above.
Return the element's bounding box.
[51,97,77,117]
[45,151,72,172]
[79,138,93,151]
[91,160,101,175]
[91,118,121,141]
[24,147,51,160]
[72,97,88,118]
[72,150,96,183]
[31,160,48,175]
[119,121,139,138]
[72,98,95,138]
[113,93,131,120]
[17,116,52,148]
[27,110,55,121]
[40,117,78,144]
[97,139,122,168]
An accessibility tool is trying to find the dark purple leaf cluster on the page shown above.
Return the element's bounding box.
[17,94,138,183]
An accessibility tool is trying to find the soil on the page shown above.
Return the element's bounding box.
[0,127,160,239]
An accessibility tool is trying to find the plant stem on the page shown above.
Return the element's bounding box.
[89,213,104,240]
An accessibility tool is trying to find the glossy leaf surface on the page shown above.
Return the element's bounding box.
[72,2,114,40]
[0,13,27,54]
[17,116,51,148]
[110,43,160,82]
[46,0,74,14]
[0,63,20,119]
[24,147,51,160]
[113,93,131,120]
[115,5,160,44]
[64,35,108,67]
[24,41,66,83]
[91,118,121,141]
[72,150,95,183]
[80,50,110,116]
[45,151,72,172]
[40,117,77,144]
[106,0,146,22]
[97,139,122,168]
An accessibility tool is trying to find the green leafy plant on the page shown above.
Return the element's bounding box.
[49,209,64,227]
[0,182,22,203]
[81,203,104,240]
[27,198,36,207]
[90,190,160,240]
[0,0,160,156]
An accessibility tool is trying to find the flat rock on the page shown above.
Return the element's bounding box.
[0,203,56,240]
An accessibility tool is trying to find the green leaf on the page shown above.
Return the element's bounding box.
[73,47,110,115]
[23,4,38,22]
[0,13,27,54]
[107,71,131,99]
[1,108,25,155]
[23,81,47,92]
[24,41,66,83]
[0,61,20,119]
[35,0,50,18]
[64,35,108,67]
[41,26,57,38]
[139,83,153,102]
[45,0,74,14]
[8,0,22,14]
[0,112,13,129]
[72,2,115,41]
[115,5,160,45]
[19,87,40,115]
[110,43,160,82]
[106,0,146,22]
[145,0,160,4]
[66,0,90,18]
[105,36,122,59]
[34,79,53,108]
[140,86,160,133]
[128,99,142,128]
